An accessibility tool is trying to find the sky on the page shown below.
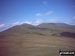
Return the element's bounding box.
[0,0,75,31]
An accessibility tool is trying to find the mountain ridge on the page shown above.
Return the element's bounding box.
[0,23,75,38]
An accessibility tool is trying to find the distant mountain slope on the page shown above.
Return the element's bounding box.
[38,23,75,32]
[0,23,75,38]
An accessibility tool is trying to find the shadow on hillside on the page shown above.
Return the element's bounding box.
[60,32,75,38]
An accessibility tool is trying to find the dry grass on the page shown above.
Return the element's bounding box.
[0,35,75,56]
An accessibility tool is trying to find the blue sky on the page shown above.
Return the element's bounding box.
[0,0,75,31]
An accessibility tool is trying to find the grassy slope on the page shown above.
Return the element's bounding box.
[38,23,75,33]
[0,34,75,56]
[0,23,75,56]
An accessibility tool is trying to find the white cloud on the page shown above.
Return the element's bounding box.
[36,13,43,16]
[48,18,60,23]
[12,21,32,26]
[45,11,53,15]
[0,24,5,28]
[32,19,43,25]
[12,22,23,26]
[24,21,32,24]
[12,17,60,26]
[32,18,60,25]
[36,11,53,16]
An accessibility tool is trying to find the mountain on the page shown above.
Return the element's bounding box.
[38,23,75,32]
[0,23,75,56]
[0,23,75,38]
[38,23,75,37]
